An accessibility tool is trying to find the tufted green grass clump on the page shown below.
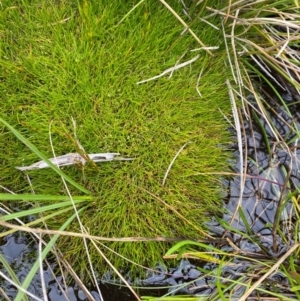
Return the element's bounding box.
[0,0,234,275]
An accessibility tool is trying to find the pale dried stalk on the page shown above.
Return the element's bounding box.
[16,153,134,171]
[158,0,212,55]
[136,54,200,84]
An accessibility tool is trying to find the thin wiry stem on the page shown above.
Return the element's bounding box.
[140,187,214,238]
[158,0,213,55]
[38,235,49,301]
[168,51,187,78]
[0,220,206,242]
[90,241,142,301]
[162,141,191,186]
[240,243,300,301]
[196,68,204,97]
[116,0,146,26]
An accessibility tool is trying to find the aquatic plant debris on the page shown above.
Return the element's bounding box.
[16,153,134,171]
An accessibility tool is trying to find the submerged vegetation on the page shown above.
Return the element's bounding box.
[1,0,300,300]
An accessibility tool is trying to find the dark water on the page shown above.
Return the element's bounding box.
[0,232,136,300]
[216,93,300,256]
[134,88,300,298]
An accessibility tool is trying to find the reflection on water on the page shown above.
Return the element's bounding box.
[220,93,300,256]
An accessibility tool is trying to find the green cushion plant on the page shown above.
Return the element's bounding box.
[1,0,233,285]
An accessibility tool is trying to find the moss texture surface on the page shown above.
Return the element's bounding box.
[0,0,234,272]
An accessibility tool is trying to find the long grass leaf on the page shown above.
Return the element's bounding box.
[215,257,227,301]
[0,206,78,237]
[0,193,91,201]
[165,240,224,256]
[0,200,87,222]
[238,206,254,236]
